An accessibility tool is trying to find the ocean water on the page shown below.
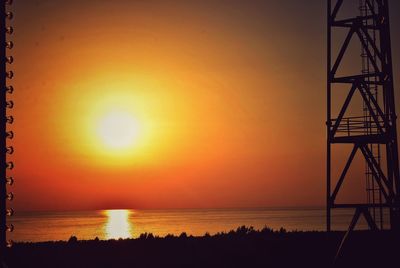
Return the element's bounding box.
[7,208,388,242]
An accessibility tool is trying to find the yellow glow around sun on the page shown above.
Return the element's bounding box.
[58,72,186,168]
[97,110,139,150]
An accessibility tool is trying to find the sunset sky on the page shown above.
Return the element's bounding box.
[9,0,400,211]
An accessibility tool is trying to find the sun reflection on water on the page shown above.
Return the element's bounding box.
[104,209,132,239]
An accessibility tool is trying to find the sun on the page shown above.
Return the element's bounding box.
[97,110,139,150]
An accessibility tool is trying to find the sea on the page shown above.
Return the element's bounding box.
[7,208,388,242]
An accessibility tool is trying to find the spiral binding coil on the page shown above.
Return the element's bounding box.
[5,0,14,248]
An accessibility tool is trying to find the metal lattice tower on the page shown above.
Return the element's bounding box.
[327,0,400,231]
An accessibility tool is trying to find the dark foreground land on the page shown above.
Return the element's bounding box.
[5,227,399,268]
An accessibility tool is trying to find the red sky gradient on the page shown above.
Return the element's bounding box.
[8,0,400,211]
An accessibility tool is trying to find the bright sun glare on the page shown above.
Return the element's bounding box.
[97,110,139,150]
[104,209,132,239]
[74,81,157,164]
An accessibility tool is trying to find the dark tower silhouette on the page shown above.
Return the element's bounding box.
[327,0,400,232]
[1,0,14,260]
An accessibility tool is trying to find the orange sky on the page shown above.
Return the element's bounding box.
[8,0,400,211]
